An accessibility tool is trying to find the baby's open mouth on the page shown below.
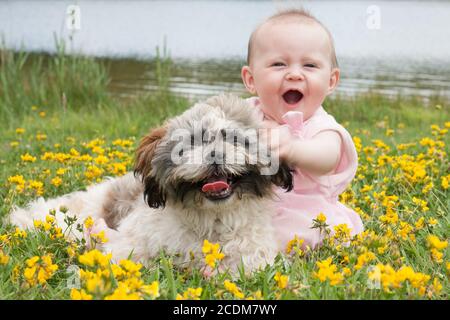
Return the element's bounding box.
[282,90,303,105]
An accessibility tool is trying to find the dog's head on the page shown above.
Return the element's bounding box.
[134,94,293,210]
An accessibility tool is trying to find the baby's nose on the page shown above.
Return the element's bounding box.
[286,67,304,80]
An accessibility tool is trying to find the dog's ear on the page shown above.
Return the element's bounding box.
[142,175,166,208]
[134,126,166,178]
[271,163,294,192]
[134,126,167,208]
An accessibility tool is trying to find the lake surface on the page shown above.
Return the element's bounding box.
[1,0,450,100]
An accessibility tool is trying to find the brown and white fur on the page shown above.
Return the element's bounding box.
[7,94,293,273]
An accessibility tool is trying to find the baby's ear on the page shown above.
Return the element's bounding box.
[327,68,340,95]
[241,66,256,94]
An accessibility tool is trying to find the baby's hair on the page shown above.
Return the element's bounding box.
[247,8,339,69]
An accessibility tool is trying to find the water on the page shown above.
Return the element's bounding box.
[1,0,450,100]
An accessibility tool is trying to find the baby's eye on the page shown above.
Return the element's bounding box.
[271,62,285,67]
[304,63,317,68]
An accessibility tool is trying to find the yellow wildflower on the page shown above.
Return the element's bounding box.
[314,257,344,286]
[0,250,9,265]
[176,287,203,300]
[224,280,244,299]
[274,272,289,289]
[51,177,62,187]
[21,153,37,163]
[70,288,93,300]
[427,235,448,250]
[202,240,225,268]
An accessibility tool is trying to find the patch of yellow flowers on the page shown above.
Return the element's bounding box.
[71,249,160,300]
[23,255,59,287]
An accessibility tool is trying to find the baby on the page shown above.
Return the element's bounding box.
[241,9,364,251]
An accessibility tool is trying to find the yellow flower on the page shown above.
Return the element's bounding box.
[431,278,442,295]
[91,231,108,244]
[316,213,327,223]
[84,165,104,180]
[176,287,203,300]
[109,162,128,176]
[202,240,225,268]
[36,133,47,141]
[23,255,58,286]
[333,223,352,243]
[51,177,62,187]
[355,251,376,270]
[39,111,46,117]
[104,283,141,300]
[342,267,352,277]
[94,155,109,165]
[26,256,40,267]
[141,281,160,299]
[285,235,304,255]
[0,250,10,265]
[84,216,94,229]
[430,249,444,263]
[13,227,27,239]
[16,127,25,134]
[56,168,68,176]
[224,280,244,299]
[427,235,448,250]
[70,288,93,300]
[78,249,111,268]
[314,257,344,286]
[8,175,25,193]
[441,175,449,190]
[112,139,134,148]
[21,153,37,163]
[28,180,44,196]
[274,272,289,289]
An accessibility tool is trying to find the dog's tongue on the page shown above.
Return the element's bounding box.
[202,181,229,193]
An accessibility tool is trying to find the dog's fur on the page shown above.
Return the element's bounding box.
[8,94,293,273]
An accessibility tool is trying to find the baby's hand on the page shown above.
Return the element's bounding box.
[260,121,296,164]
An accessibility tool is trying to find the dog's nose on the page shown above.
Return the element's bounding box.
[206,149,224,164]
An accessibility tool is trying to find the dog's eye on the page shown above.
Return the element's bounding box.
[178,149,184,157]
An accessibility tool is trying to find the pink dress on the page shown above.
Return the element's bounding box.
[247,97,364,251]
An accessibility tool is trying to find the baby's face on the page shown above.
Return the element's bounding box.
[242,21,339,123]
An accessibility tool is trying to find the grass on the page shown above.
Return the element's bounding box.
[0,47,449,300]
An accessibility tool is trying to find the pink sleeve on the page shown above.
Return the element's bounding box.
[303,118,358,198]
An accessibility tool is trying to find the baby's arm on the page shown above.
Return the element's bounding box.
[264,121,342,175]
[286,130,342,175]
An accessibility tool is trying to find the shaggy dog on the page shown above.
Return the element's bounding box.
[8,94,292,273]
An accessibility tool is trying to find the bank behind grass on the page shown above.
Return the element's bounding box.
[0,49,449,299]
